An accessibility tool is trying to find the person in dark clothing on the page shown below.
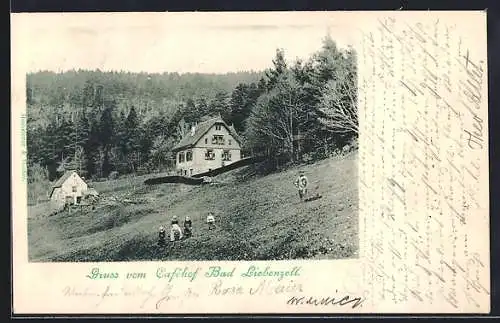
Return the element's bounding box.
[158,226,166,246]
[183,216,193,238]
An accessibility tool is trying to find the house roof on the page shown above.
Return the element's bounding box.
[172,115,242,152]
[52,170,80,188]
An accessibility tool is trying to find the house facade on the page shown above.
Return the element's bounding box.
[49,170,89,205]
[172,116,242,176]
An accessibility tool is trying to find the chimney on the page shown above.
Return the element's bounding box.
[190,125,196,136]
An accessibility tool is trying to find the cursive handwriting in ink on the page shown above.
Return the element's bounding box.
[287,293,365,309]
[155,284,177,309]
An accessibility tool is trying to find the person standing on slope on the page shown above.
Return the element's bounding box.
[294,170,309,202]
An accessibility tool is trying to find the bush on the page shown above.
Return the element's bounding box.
[27,163,51,205]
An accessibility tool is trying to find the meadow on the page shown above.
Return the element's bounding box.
[27,152,359,262]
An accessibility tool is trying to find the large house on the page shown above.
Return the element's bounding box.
[49,170,89,205]
[172,115,242,176]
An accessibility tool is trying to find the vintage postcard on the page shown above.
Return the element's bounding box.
[11,11,490,314]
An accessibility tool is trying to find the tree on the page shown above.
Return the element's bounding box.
[210,91,231,121]
[195,97,209,119]
[101,150,112,178]
[65,111,91,175]
[317,47,358,135]
[82,80,95,108]
[94,85,104,108]
[24,39,359,177]
[56,116,74,167]
[257,77,267,93]
[230,83,261,133]
[245,69,306,165]
[311,35,345,84]
[265,48,287,90]
[73,146,87,176]
[244,94,276,158]
[99,106,115,150]
[82,107,102,178]
[123,106,142,172]
[176,117,190,140]
[149,136,175,171]
[112,110,128,173]
[27,162,50,204]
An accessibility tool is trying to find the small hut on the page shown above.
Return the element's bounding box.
[49,170,89,206]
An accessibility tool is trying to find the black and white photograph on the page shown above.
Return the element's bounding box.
[25,16,359,262]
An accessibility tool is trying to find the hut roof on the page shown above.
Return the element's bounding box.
[52,170,79,188]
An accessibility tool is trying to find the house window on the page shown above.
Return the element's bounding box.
[222,150,232,161]
[186,150,193,162]
[212,135,225,145]
[228,139,232,146]
[178,152,185,163]
[190,169,193,176]
[205,149,215,160]
[205,138,208,144]
[215,124,222,131]
[72,186,77,192]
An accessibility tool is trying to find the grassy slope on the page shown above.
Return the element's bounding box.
[28,153,358,262]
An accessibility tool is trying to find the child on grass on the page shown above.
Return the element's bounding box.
[207,212,216,230]
[170,215,183,242]
[183,216,193,237]
[158,226,166,246]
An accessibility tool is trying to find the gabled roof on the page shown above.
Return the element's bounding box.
[172,115,242,152]
[51,170,81,188]
[49,170,84,199]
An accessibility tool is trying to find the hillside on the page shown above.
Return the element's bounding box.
[28,152,358,262]
[25,37,357,191]
[27,70,264,125]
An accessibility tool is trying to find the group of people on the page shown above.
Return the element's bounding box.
[156,171,310,246]
[157,212,217,245]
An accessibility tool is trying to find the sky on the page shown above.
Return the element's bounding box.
[11,12,359,74]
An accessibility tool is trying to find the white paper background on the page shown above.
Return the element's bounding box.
[11,11,490,314]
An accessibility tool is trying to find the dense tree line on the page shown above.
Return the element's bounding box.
[245,37,358,167]
[27,35,357,184]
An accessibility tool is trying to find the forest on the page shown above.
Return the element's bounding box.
[26,35,358,197]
